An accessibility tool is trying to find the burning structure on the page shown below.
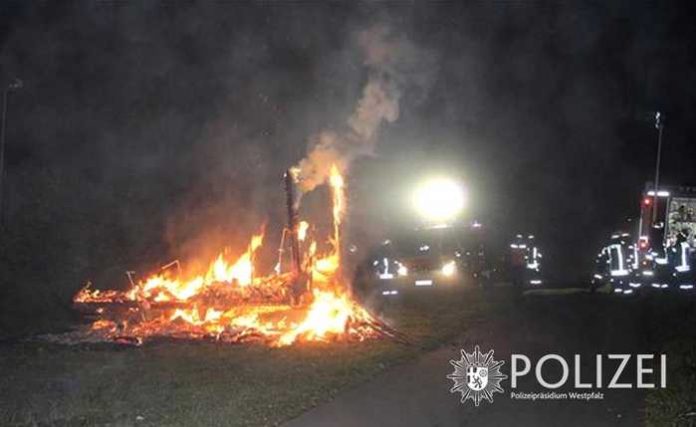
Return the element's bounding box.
[59,26,428,348]
[68,165,395,347]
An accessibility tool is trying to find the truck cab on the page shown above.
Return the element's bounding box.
[361,223,490,297]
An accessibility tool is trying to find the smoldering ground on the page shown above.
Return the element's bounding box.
[2,2,696,335]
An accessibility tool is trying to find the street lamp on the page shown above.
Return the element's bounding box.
[0,77,23,228]
[652,111,664,223]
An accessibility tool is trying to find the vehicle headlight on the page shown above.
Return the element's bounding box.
[441,261,456,277]
[396,262,408,277]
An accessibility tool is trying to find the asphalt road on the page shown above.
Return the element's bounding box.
[286,290,647,427]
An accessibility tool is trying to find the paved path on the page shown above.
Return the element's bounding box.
[287,293,645,426]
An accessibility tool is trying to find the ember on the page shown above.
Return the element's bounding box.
[68,165,393,347]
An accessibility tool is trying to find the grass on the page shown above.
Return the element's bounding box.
[523,287,590,296]
[641,294,696,426]
[0,290,487,426]
[3,287,694,426]
[645,339,696,427]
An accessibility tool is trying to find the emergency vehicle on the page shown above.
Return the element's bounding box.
[593,184,696,293]
[637,185,696,290]
[362,222,491,297]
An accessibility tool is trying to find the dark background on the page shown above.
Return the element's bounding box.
[1,1,696,334]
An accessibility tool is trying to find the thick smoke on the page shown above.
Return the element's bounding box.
[295,25,434,193]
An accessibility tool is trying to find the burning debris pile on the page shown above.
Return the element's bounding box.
[51,27,428,348]
[61,166,397,347]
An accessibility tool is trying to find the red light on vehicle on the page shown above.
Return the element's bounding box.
[643,198,652,206]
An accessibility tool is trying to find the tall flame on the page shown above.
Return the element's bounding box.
[329,164,345,247]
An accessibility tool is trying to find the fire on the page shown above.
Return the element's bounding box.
[69,165,391,347]
[205,231,264,286]
[329,164,345,246]
[277,289,375,346]
[75,230,266,304]
[297,221,309,241]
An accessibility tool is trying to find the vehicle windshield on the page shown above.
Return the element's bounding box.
[386,227,466,258]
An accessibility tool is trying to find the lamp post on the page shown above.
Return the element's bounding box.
[652,111,664,223]
[0,77,23,228]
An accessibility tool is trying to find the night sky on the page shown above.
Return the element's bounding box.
[1,1,696,284]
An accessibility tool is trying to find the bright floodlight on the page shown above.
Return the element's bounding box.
[413,178,466,222]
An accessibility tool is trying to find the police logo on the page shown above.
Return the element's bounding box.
[467,366,488,391]
[447,345,507,406]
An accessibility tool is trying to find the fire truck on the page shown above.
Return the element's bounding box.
[358,222,492,297]
[594,184,696,293]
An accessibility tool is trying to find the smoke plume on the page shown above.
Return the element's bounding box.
[295,25,435,193]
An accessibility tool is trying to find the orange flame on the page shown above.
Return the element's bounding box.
[205,231,264,286]
[277,289,374,346]
[71,166,382,347]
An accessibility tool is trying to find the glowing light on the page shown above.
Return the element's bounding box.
[396,262,408,277]
[441,260,457,277]
[415,279,433,286]
[413,178,466,222]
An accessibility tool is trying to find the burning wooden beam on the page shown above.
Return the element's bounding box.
[284,169,303,277]
[284,169,311,304]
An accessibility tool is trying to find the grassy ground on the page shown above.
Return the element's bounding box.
[641,294,696,426]
[2,288,694,426]
[0,290,489,426]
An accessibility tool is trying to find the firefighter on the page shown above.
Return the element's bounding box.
[590,247,610,292]
[671,228,694,289]
[525,235,543,286]
[595,232,633,295]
